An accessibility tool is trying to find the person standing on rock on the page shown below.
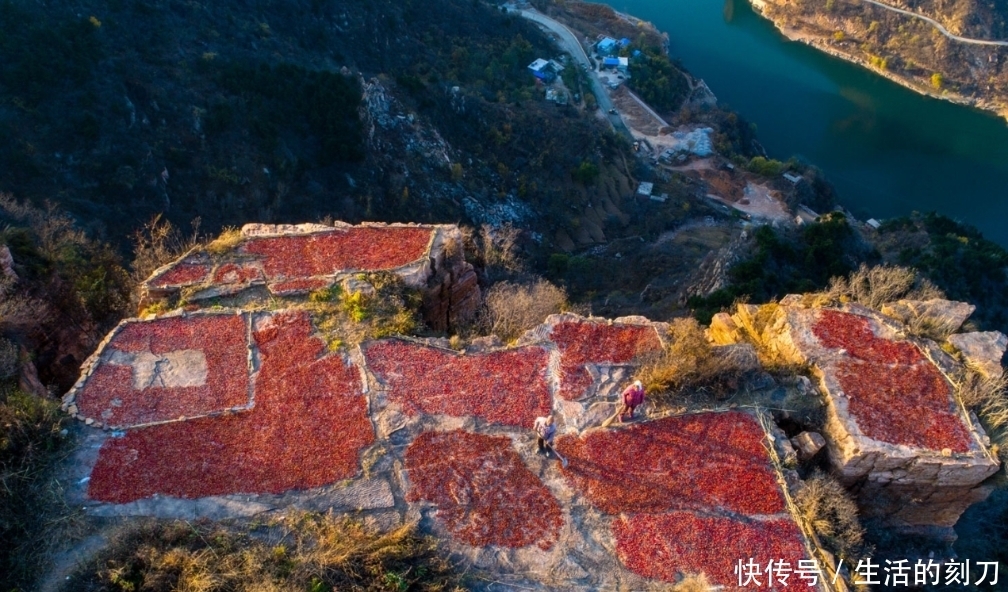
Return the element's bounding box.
[534,414,557,456]
[620,380,646,422]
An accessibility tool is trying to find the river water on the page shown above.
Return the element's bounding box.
[601,0,1008,246]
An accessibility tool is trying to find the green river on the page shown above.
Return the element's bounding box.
[602,0,1008,246]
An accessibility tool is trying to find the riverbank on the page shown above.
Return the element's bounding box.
[746,0,1008,122]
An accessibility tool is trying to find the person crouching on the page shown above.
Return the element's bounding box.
[620,380,646,422]
[534,414,556,456]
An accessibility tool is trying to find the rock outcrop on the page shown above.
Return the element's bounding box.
[754,301,999,539]
[948,331,1007,380]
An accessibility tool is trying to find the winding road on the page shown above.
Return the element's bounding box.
[515,8,634,138]
[860,0,1008,47]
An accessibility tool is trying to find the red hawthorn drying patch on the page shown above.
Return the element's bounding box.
[268,277,332,295]
[364,340,551,426]
[75,315,249,428]
[213,262,263,284]
[404,430,563,550]
[555,412,784,515]
[614,512,807,587]
[149,262,210,288]
[242,226,433,280]
[549,321,661,400]
[88,311,374,502]
[813,310,971,452]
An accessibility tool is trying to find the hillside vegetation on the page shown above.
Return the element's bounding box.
[0,0,635,247]
[756,0,1008,116]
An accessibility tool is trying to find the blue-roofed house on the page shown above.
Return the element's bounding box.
[602,56,620,68]
[528,58,556,82]
[597,37,617,55]
[619,37,631,47]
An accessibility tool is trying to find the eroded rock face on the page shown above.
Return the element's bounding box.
[761,302,999,538]
[880,299,976,334]
[947,331,1007,380]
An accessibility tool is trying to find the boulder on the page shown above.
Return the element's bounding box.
[881,299,975,334]
[790,431,826,460]
[948,331,1007,379]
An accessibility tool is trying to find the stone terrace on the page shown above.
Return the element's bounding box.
[63,309,828,590]
[758,302,1001,538]
[140,222,481,331]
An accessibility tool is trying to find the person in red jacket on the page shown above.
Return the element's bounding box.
[620,380,645,422]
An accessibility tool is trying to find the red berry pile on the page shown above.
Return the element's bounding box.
[213,262,264,284]
[149,262,210,288]
[76,315,249,428]
[613,511,807,587]
[812,310,971,452]
[364,340,552,427]
[88,311,374,502]
[555,412,785,516]
[241,226,433,280]
[549,320,662,400]
[404,430,563,550]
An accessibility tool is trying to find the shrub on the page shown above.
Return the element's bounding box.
[795,471,865,561]
[820,263,943,311]
[673,573,712,592]
[636,318,747,404]
[476,224,523,279]
[572,161,600,185]
[481,278,567,342]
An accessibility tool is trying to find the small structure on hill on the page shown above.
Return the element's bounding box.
[597,37,617,55]
[528,58,556,82]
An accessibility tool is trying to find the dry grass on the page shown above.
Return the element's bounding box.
[794,471,865,561]
[636,318,748,405]
[819,263,944,311]
[957,370,1008,464]
[205,226,244,256]
[673,572,712,592]
[480,278,568,343]
[67,512,465,592]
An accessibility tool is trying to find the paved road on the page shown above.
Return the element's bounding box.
[860,0,1008,47]
[516,8,634,138]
